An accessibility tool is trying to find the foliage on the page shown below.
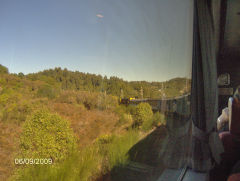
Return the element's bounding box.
[19,110,76,162]
[13,130,139,181]
[95,134,115,145]
[97,93,118,111]
[12,148,100,181]
[133,103,153,129]
[141,117,154,132]
[105,129,139,170]
[126,105,137,115]
[152,112,166,127]
[18,72,25,78]
[118,113,133,126]
[114,105,127,116]
[36,84,57,99]
[56,91,78,104]
[57,90,118,110]
[26,67,190,99]
[0,64,191,180]
[0,64,9,74]
[1,101,32,123]
[0,89,17,106]
[114,105,134,126]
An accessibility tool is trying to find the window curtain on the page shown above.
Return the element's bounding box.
[190,0,224,172]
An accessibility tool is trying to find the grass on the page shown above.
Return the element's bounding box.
[11,130,140,181]
[105,129,139,170]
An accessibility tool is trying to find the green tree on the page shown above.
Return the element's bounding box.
[18,72,24,78]
[20,110,76,162]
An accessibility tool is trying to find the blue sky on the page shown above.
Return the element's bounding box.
[0,0,193,82]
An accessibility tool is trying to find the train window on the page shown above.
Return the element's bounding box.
[224,0,240,53]
[0,0,193,180]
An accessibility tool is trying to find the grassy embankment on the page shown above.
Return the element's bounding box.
[13,129,140,181]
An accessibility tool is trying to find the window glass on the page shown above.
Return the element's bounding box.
[225,0,240,51]
[0,0,193,180]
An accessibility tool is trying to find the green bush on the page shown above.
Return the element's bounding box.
[115,105,127,114]
[14,130,139,181]
[97,94,118,111]
[0,64,9,74]
[114,105,134,126]
[141,118,154,132]
[152,112,166,127]
[133,103,153,128]
[18,72,24,78]
[75,91,98,110]
[56,91,77,104]
[116,113,133,126]
[0,89,21,106]
[126,105,137,115]
[19,110,76,162]
[37,84,57,99]
[1,102,32,123]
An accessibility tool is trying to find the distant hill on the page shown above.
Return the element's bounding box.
[25,67,191,98]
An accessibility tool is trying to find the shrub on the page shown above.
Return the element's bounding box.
[126,105,137,115]
[56,91,77,104]
[114,105,127,115]
[117,113,133,126]
[152,112,166,127]
[0,64,9,74]
[14,130,139,181]
[37,84,57,99]
[133,103,153,128]
[0,89,21,106]
[18,72,24,78]
[74,91,118,110]
[114,105,134,126]
[75,91,98,110]
[19,110,76,162]
[141,118,154,132]
[1,102,32,123]
[97,94,118,111]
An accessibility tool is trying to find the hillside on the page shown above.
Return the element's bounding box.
[0,64,191,180]
[25,67,191,98]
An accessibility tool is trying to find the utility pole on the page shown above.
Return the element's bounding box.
[140,86,143,99]
[162,82,166,98]
[185,79,188,93]
[120,88,124,99]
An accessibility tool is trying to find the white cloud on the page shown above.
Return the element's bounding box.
[96,14,104,18]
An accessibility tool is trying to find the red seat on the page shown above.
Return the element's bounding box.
[219,98,240,162]
[230,98,240,136]
[219,132,240,167]
[228,173,240,181]
[219,97,240,180]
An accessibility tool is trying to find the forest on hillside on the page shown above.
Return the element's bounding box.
[10,66,191,99]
